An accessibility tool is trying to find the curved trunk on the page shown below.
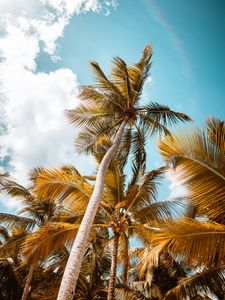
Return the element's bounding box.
[57,119,127,300]
[108,233,119,300]
[21,262,35,300]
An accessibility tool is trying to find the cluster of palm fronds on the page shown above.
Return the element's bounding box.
[0,45,224,300]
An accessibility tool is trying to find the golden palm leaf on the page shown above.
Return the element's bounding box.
[89,60,125,107]
[0,230,27,259]
[110,57,134,105]
[117,232,130,281]
[22,222,80,263]
[159,118,225,222]
[31,165,93,213]
[150,218,225,268]
[207,116,225,152]
[126,44,152,103]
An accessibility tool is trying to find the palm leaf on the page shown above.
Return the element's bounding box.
[165,267,225,300]
[74,118,122,154]
[66,102,116,129]
[150,218,225,268]
[207,116,225,152]
[110,57,134,105]
[31,166,93,213]
[115,282,149,300]
[117,232,130,281]
[1,180,33,202]
[0,232,27,258]
[0,213,36,231]
[133,197,186,224]
[159,124,225,222]
[143,102,191,126]
[79,85,124,111]
[22,222,79,262]
[125,167,165,213]
[89,61,125,107]
[127,44,152,103]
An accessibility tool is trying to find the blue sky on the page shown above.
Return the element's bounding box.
[0,0,225,211]
[38,0,225,124]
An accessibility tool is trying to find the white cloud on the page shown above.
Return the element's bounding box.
[0,194,24,212]
[0,0,118,57]
[0,0,117,208]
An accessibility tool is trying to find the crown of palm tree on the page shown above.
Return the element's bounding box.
[67,45,191,169]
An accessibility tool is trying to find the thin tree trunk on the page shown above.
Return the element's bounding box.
[57,119,127,300]
[108,233,119,300]
[21,262,35,300]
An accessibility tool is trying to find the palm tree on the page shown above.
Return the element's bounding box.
[29,145,183,300]
[99,146,182,300]
[146,116,225,299]
[56,45,190,299]
[0,176,61,300]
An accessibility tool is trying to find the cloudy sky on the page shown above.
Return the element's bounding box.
[0,0,225,211]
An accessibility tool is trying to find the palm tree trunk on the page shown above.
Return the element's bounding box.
[108,232,119,300]
[21,262,35,300]
[57,119,127,300]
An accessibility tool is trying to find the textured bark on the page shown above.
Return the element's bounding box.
[108,233,119,300]
[21,262,35,300]
[57,119,127,300]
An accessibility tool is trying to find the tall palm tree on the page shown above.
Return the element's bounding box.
[146,116,225,299]
[97,142,182,300]
[56,45,190,299]
[29,145,183,300]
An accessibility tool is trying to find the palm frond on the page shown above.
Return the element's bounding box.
[79,85,124,111]
[129,122,147,175]
[127,44,152,103]
[1,180,33,202]
[0,213,36,231]
[165,267,225,300]
[66,102,116,129]
[150,218,225,268]
[89,61,125,107]
[139,113,172,137]
[75,118,122,154]
[0,232,27,258]
[133,197,186,224]
[207,116,225,152]
[22,222,79,262]
[0,172,10,189]
[159,124,225,222]
[110,57,134,105]
[0,227,9,242]
[130,224,155,245]
[31,166,93,213]
[143,102,191,127]
[125,167,165,212]
[115,282,149,300]
[117,232,130,281]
